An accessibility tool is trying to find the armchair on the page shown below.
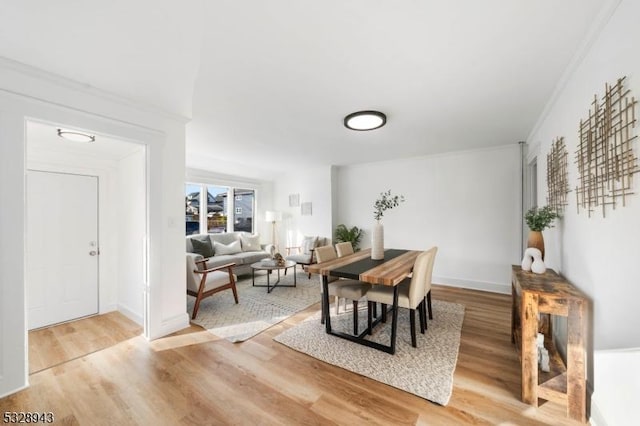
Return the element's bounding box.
[285,235,326,279]
[187,258,239,320]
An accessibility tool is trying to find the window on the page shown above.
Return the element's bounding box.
[233,188,255,233]
[206,185,228,234]
[185,183,201,235]
[184,183,255,235]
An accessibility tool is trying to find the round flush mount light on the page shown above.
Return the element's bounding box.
[57,128,95,143]
[344,110,387,131]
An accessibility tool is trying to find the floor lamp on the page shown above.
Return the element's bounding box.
[265,211,282,253]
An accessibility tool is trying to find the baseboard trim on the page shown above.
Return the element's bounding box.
[149,313,190,341]
[589,397,607,426]
[433,276,511,294]
[117,304,144,326]
[0,383,28,400]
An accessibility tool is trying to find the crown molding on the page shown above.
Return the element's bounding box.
[0,56,191,125]
[526,0,623,143]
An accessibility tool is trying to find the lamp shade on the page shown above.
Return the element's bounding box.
[265,211,282,222]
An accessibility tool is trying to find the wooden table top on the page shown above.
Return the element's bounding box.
[511,265,588,301]
[308,248,421,286]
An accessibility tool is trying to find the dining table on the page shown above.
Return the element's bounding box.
[306,247,421,354]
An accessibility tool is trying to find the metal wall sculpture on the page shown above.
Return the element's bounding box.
[576,76,638,217]
[546,137,569,214]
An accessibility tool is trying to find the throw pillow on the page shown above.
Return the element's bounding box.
[191,238,214,258]
[301,235,318,255]
[214,240,242,255]
[240,234,261,252]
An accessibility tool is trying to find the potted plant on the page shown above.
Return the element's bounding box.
[524,205,559,259]
[334,224,363,251]
[371,190,405,259]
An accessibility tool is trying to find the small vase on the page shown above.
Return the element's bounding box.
[371,222,384,260]
[527,230,545,260]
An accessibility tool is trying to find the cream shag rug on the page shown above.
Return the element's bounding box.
[188,269,320,342]
[274,300,465,406]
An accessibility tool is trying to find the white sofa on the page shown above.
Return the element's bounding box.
[186,232,275,288]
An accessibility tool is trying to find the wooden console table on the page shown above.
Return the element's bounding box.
[511,265,589,423]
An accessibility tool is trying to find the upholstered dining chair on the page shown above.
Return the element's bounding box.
[315,245,371,335]
[335,241,354,257]
[366,247,438,347]
[333,241,377,317]
[187,258,239,320]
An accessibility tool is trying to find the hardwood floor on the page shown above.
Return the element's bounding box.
[1,285,589,425]
[28,311,143,374]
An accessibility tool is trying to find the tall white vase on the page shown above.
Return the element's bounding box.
[371,221,384,260]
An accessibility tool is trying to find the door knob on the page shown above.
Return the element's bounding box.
[89,250,98,256]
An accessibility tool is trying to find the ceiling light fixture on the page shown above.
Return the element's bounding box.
[57,128,95,143]
[344,110,387,131]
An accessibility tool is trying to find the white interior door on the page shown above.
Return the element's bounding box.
[26,170,99,329]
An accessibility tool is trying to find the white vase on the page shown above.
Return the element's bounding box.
[371,221,384,260]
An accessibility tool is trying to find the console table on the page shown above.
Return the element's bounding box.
[511,265,589,423]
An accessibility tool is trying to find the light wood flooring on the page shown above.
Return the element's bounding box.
[1,285,589,425]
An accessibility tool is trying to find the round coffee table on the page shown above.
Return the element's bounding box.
[250,260,297,293]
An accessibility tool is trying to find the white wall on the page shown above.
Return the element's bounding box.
[273,166,334,252]
[526,0,639,421]
[0,62,189,397]
[117,149,147,323]
[527,0,639,351]
[592,348,640,426]
[336,145,522,293]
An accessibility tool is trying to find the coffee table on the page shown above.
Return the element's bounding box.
[250,260,297,293]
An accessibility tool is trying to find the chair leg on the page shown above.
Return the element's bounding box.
[419,301,426,334]
[372,302,377,318]
[352,301,359,335]
[381,304,387,323]
[191,296,202,320]
[427,291,433,319]
[231,283,239,304]
[367,301,373,335]
[410,308,417,347]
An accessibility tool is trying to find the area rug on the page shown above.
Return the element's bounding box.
[273,300,465,406]
[187,269,320,342]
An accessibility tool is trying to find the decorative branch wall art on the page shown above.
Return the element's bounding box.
[575,76,638,217]
[546,137,570,215]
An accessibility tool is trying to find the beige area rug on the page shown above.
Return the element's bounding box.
[188,269,320,342]
[274,300,465,406]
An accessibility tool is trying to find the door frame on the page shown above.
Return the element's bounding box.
[24,119,150,333]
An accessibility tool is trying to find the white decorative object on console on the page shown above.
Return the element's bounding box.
[521,247,546,274]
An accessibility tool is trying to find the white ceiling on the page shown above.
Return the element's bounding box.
[27,121,143,162]
[0,1,611,179]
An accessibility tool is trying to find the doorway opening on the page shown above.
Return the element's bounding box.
[25,120,148,373]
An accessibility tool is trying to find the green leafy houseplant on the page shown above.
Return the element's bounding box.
[525,206,559,231]
[373,190,406,221]
[334,224,363,251]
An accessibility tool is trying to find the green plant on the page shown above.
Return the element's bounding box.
[334,224,363,251]
[373,190,406,221]
[525,205,559,231]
